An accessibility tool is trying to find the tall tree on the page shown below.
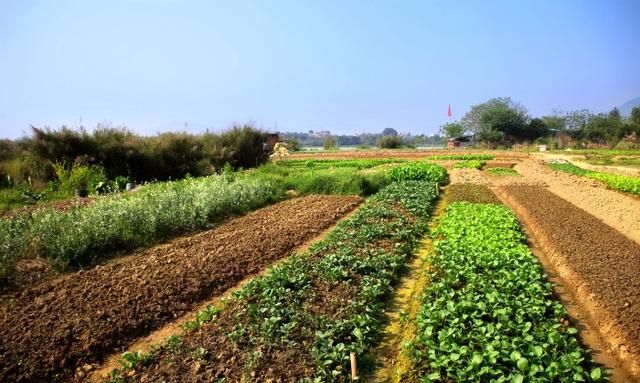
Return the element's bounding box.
[439,121,465,138]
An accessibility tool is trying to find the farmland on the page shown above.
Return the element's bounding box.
[1,150,640,382]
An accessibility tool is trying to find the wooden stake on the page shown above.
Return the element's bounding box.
[350,351,358,381]
[435,182,440,194]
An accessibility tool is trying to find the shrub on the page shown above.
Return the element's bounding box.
[377,135,403,149]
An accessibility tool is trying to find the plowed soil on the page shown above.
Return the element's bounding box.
[0,195,362,383]
[498,186,640,379]
[446,184,501,204]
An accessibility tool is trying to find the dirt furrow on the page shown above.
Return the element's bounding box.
[496,185,640,380]
[513,158,640,244]
[0,195,362,382]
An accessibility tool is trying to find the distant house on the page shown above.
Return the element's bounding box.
[263,132,280,153]
[447,135,474,149]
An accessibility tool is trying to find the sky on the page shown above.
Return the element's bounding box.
[0,0,639,139]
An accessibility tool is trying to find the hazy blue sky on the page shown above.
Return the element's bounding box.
[1,0,639,139]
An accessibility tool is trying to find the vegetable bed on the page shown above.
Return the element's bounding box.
[109,180,440,383]
[549,162,640,196]
[407,202,605,382]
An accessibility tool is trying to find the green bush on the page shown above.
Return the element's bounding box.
[53,163,109,194]
[388,162,447,184]
[378,135,404,149]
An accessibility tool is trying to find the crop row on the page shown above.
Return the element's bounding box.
[281,158,404,169]
[426,154,495,161]
[389,162,448,184]
[549,162,640,196]
[0,162,396,282]
[110,178,442,382]
[407,202,604,382]
[0,174,283,279]
[453,160,485,169]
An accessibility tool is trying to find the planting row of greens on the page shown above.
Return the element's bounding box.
[249,163,391,196]
[453,160,485,169]
[0,175,283,279]
[281,158,404,169]
[426,154,495,161]
[549,162,640,196]
[407,202,605,382]
[110,177,443,383]
[389,162,448,184]
[0,163,394,281]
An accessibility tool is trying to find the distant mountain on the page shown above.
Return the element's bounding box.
[619,96,640,116]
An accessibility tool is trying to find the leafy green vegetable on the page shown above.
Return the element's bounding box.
[549,162,640,196]
[407,202,607,382]
[389,162,447,184]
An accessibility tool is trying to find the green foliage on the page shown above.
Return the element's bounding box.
[53,163,108,194]
[119,180,440,382]
[378,135,404,149]
[324,138,338,150]
[407,203,606,382]
[283,159,404,170]
[486,167,519,176]
[440,121,466,138]
[389,162,447,184]
[426,154,495,160]
[549,162,640,196]
[0,174,283,273]
[249,162,391,197]
[453,160,485,169]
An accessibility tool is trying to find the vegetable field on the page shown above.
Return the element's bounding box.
[1,151,639,382]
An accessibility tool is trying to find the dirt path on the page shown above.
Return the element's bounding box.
[0,195,362,383]
[495,186,640,381]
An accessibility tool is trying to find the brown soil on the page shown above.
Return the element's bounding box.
[513,158,640,244]
[87,207,362,382]
[0,196,94,219]
[0,258,57,296]
[446,184,501,204]
[289,150,529,160]
[497,186,640,380]
[0,195,362,382]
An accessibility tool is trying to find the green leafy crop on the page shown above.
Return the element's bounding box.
[388,162,447,184]
[549,162,640,196]
[453,160,485,169]
[407,202,606,383]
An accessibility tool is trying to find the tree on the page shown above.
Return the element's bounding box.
[382,128,398,136]
[630,106,640,126]
[461,97,529,144]
[378,135,403,148]
[323,137,337,150]
[439,121,465,138]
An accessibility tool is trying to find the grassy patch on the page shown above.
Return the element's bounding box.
[486,167,519,176]
[453,160,485,169]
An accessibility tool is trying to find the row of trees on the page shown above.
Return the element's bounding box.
[280,129,444,149]
[0,125,271,188]
[440,97,640,148]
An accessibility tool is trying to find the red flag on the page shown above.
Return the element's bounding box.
[447,104,452,117]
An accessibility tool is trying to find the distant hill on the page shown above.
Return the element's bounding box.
[619,96,640,116]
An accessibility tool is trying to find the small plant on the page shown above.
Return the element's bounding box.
[453,160,485,169]
[486,167,519,176]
